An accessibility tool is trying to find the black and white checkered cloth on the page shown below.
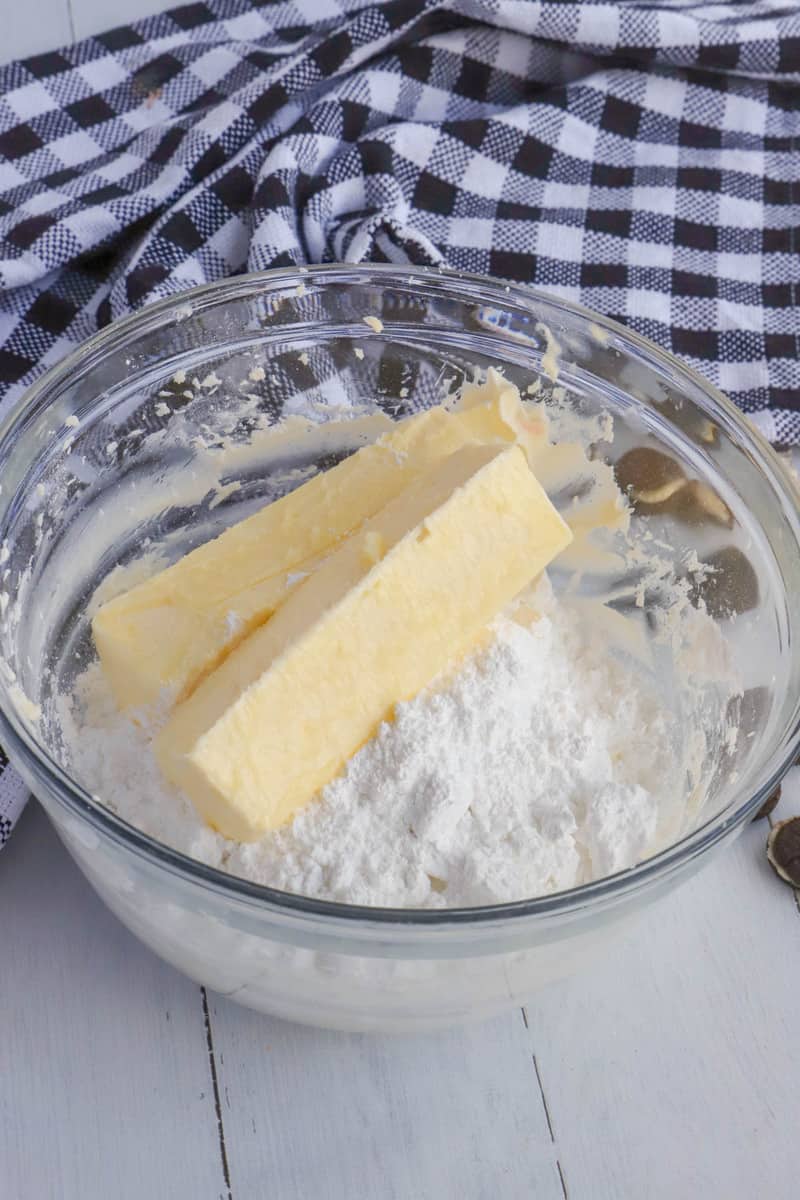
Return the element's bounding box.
[0,0,798,846]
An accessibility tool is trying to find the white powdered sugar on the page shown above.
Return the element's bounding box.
[60,593,683,909]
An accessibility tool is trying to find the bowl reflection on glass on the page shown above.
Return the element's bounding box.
[0,264,798,1033]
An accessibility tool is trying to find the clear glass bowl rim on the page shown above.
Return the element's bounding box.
[0,262,798,932]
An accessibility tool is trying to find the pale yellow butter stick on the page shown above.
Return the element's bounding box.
[156,443,572,841]
[94,407,466,711]
[93,374,546,712]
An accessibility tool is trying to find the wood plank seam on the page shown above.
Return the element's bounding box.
[202,987,234,1200]
[523,1008,570,1199]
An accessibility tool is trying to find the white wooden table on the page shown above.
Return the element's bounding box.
[3,781,799,1200]
[2,4,799,1196]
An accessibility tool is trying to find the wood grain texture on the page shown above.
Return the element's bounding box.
[2,783,799,1199]
[525,816,800,1200]
[0,804,227,1200]
[208,993,565,1200]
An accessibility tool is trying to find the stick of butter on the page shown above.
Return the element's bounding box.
[93,377,545,711]
[155,443,572,841]
[94,408,469,710]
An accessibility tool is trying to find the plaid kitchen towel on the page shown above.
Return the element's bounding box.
[0,0,798,845]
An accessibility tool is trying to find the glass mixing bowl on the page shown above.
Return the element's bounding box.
[0,265,798,1033]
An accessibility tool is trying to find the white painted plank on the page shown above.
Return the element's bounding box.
[3,780,798,1200]
[0,0,72,65]
[208,994,565,1200]
[0,803,227,1200]
[71,0,182,40]
[524,817,800,1200]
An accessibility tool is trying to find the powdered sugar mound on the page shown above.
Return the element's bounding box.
[230,610,672,906]
[62,599,681,909]
[66,668,226,871]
